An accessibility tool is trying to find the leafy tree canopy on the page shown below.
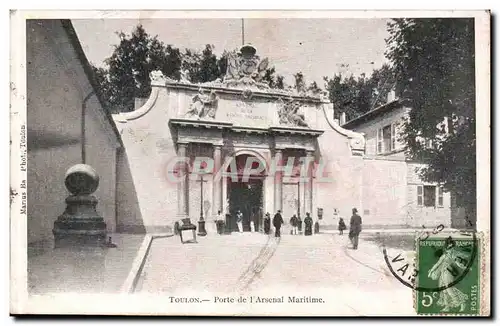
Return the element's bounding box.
[323,64,396,121]
[94,25,182,112]
[92,25,286,113]
[386,18,476,215]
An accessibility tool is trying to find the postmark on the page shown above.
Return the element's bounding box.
[381,216,478,293]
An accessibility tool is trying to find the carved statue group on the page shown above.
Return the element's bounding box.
[277,97,309,128]
[184,89,219,120]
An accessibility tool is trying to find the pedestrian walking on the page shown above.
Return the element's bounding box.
[236,209,244,233]
[304,212,313,236]
[338,217,347,235]
[290,214,299,235]
[264,212,271,235]
[297,215,303,234]
[349,208,362,249]
[250,209,256,232]
[273,210,284,237]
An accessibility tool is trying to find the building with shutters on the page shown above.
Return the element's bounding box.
[342,97,464,228]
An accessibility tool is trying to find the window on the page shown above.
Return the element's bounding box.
[377,123,398,154]
[417,185,444,207]
[424,186,436,207]
[382,125,392,153]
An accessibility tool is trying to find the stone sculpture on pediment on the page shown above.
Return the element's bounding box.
[184,89,219,120]
[179,69,192,84]
[223,44,270,90]
[277,97,309,128]
[150,70,166,85]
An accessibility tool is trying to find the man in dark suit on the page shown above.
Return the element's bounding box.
[349,208,362,249]
[273,210,284,237]
[264,212,271,235]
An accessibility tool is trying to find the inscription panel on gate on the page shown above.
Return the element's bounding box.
[219,99,272,127]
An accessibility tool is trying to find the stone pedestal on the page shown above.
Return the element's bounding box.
[197,220,207,236]
[53,164,107,248]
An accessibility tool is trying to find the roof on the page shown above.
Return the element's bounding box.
[342,98,410,129]
[60,19,123,147]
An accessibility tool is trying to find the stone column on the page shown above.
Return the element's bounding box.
[274,149,283,213]
[212,145,222,216]
[305,150,314,216]
[177,143,189,218]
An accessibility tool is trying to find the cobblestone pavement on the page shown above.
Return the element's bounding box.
[136,232,416,315]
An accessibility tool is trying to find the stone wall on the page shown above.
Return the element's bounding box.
[84,95,118,232]
[361,158,408,227]
[406,162,452,228]
[312,103,365,227]
[114,87,179,233]
[26,20,120,244]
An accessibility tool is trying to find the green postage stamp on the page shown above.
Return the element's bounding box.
[416,233,482,315]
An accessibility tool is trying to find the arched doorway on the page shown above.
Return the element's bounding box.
[226,153,266,232]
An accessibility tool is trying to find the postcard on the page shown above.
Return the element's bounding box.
[10,10,490,316]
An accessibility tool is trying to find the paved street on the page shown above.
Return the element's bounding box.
[28,234,145,294]
[136,231,416,315]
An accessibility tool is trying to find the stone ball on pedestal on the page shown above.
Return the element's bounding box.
[64,164,99,195]
[53,163,107,248]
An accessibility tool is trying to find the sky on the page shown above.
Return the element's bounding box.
[72,18,390,87]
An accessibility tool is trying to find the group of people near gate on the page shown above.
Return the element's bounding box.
[212,207,363,249]
[264,210,316,237]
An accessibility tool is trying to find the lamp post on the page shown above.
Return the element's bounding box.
[197,173,207,236]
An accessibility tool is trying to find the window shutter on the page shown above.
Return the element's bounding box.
[391,123,397,151]
[438,186,444,207]
[417,185,423,206]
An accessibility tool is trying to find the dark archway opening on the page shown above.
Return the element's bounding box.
[226,154,266,232]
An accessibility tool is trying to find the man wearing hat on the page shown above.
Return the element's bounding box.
[273,210,284,238]
[349,208,362,249]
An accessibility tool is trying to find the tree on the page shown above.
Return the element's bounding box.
[92,24,308,113]
[386,18,476,222]
[92,65,114,110]
[307,81,322,95]
[369,64,396,108]
[323,64,396,121]
[275,75,285,90]
[93,25,182,113]
[258,66,286,90]
[186,44,224,83]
